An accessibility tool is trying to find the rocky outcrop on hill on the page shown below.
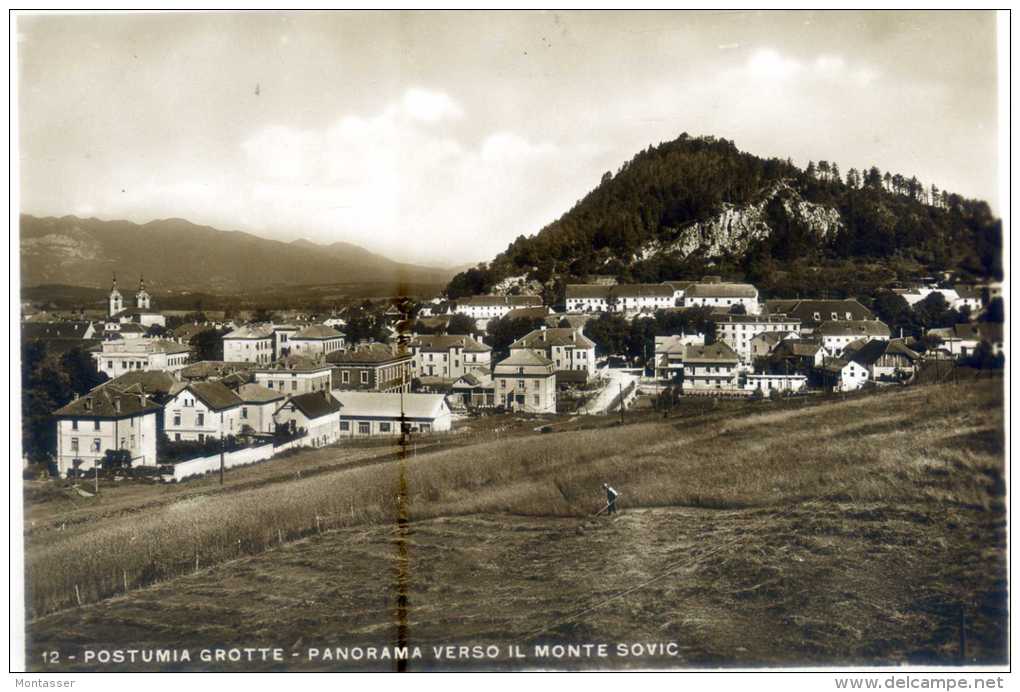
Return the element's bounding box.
[639,181,844,261]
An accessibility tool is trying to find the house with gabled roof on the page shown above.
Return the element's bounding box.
[163,381,244,442]
[848,339,921,380]
[818,358,869,392]
[52,385,162,476]
[274,390,342,447]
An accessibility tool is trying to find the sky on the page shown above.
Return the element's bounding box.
[17,11,1001,267]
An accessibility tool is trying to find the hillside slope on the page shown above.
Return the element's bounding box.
[20,215,455,293]
[25,379,1006,669]
[447,134,1001,299]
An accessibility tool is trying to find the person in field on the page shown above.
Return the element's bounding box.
[603,483,620,515]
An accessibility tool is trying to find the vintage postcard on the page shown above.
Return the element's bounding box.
[10,9,1009,681]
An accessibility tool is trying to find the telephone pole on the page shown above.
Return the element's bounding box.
[219,410,225,485]
[619,382,625,425]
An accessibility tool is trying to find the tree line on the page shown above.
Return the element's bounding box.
[446,134,1001,300]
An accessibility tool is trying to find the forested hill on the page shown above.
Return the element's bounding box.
[447,134,1001,300]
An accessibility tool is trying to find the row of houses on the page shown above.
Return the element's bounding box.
[51,368,455,477]
[565,278,760,315]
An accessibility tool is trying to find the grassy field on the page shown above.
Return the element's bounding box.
[23,378,1006,670]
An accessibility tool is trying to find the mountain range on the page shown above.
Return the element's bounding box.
[20,215,457,294]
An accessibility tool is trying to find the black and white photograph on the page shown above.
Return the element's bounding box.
[9,8,1009,681]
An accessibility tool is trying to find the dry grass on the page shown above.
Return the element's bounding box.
[25,379,1003,619]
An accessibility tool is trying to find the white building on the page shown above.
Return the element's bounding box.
[270,324,300,359]
[682,342,741,393]
[565,284,612,313]
[223,325,276,364]
[92,338,191,378]
[819,358,870,392]
[454,294,543,321]
[816,320,891,356]
[682,282,760,314]
[509,327,596,379]
[234,383,286,435]
[493,349,557,414]
[164,381,244,442]
[287,325,346,358]
[410,335,492,381]
[714,314,801,363]
[253,355,334,395]
[332,391,452,436]
[565,283,676,314]
[273,391,342,447]
[52,385,161,476]
[613,284,675,314]
[743,373,807,395]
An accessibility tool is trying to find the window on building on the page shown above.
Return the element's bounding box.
[242,407,248,419]
[533,395,540,405]
[358,422,370,434]
[107,361,113,370]
[360,371,369,384]
[198,434,205,442]
[342,371,350,384]
[173,414,181,426]
[267,381,273,389]
[291,381,298,391]
[340,421,350,431]
[420,423,431,433]
[92,439,101,453]
[71,420,79,430]
[517,379,525,389]
[197,413,205,426]
[175,433,181,441]
[94,420,101,431]
[380,422,391,433]
[70,438,79,453]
